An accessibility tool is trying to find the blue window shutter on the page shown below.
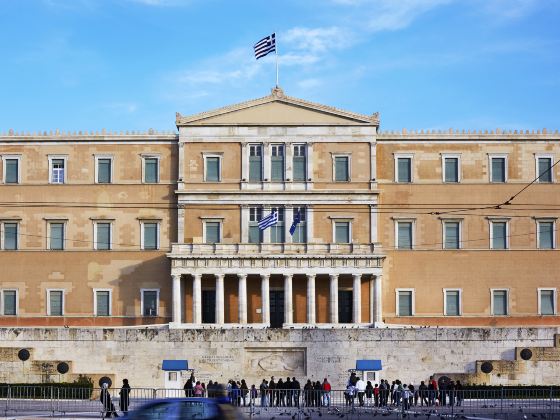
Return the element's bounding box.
[539,222,553,249]
[493,291,507,315]
[145,158,158,183]
[397,222,412,249]
[538,158,552,183]
[397,158,411,182]
[492,222,507,249]
[5,159,18,183]
[335,157,349,181]
[4,223,17,250]
[96,291,110,316]
[50,291,63,316]
[3,291,16,315]
[50,223,64,250]
[205,222,220,244]
[97,223,111,250]
[492,158,505,182]
[144,223,157,249]
[446,291,459,315]
[98,159,111,183]
[445,158,458,182]
[444,222,460,249]
[398,291,412,316]
[293,156,305,181]
[540,290,554,315]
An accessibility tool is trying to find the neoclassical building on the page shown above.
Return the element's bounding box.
[1,88,559,328]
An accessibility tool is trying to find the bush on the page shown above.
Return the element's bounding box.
[0,375,94,399]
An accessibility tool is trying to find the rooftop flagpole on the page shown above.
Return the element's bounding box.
[275,32,279,88]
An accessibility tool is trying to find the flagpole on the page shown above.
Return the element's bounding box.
[275,32,279,88]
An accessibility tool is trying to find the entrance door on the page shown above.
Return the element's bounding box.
[202,290,216,324]
[338,290,353,323]
[164,371,182,397]
[269,290,284,328]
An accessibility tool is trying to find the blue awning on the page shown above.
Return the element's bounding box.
[162,360,189,371]
[356,359,382,371]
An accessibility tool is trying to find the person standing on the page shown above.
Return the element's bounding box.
[292,377,300,408]
[355,377,366,407]
[455,380,463,406]
[100,383,118,418]
[418,380,428,406]
[184,374,194,397]
[259,379,268,408]
[322,378,331,407]
[240,379,249,406]
[119,379,131,414]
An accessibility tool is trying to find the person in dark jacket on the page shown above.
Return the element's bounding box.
[100,383,118,418]
[292,377,300,408]
[184,374,194,397]
[119,379,131,414]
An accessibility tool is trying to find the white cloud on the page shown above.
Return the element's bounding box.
[298,78,323,90]
[283,26,354,53]
[363,0,453,32]
[103,102,139,114]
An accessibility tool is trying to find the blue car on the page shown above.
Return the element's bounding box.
[127,398,246,420]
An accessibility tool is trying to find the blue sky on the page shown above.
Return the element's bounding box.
[1,0,559,132]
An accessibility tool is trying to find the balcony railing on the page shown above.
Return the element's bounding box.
[170,243,378,256]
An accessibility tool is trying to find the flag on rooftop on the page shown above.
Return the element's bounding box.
[258,210,278,230]
[254,33,276,59]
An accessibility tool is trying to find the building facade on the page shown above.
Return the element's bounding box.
[1,88,559,328]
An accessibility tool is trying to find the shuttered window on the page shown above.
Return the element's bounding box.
[293,145,306,181]
[205,222,220,244]
[397,158,411,183]
[144,158,159,183]
[491,222,507,249]
[143,223,158,250]
[538,221,554,249]
[334,156,349,181]
[537,157,553,183]
[270,208,284,243]
[49,223,64,250]
[97,159,112,183]
[445,290,460,316]
[398,291,413,316]
[334,221,350,243]
[96,223,111,250]
[397,222,413,249]
[249,145,263,182]
[49,290,63,316]
[492,290,508,315]
[96,291,110,316]
[444,222,460,249]
[292,207,307,243]
[5,159,19,184]
[3,290,17,315]
[540,290,555,315]
[143,290,158,316]
[444,157,459,183]
[4,223,18,250]
[271,145,284,181]
[205,157,220,182]
[491,157,506,183]
[248,207,262,244]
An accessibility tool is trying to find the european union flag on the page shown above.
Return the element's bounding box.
[289,211,301,236]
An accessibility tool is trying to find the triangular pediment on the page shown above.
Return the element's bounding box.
[176,88,378,126]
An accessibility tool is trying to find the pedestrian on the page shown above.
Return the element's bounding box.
[401,384,410,410]
[292,377,300,408]
[418,380,428,406]
[194,381,204,397]
[455,380,463,406]
[304,379,313,407]
[259,379,268,407]
[119,379,130,414]
[184,374,194,397]
[268,376,276,408]
[285,377,292,407]
[100,383,118,418]
[240,379,248,406]
[355,376,366,407]
[373,383,380,407]
[366,381,374,406]
[448,380,455,407]
[277,378,285,406]
[322,378,331,407]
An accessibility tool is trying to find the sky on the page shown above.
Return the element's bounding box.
[0,0,559,133]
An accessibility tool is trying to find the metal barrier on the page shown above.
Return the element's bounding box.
[1,386,559,418]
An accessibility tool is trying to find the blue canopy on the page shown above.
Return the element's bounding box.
[162,360,189,371]
[356,359,382,371]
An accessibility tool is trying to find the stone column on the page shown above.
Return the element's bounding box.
[352,273,362,324]
[215,274,225,325]
[261,274,270,325]
[193,274,202,324]
[375,274,383,324]
[329,274,338,324]
[306,274,316,324]
[284,274,293,325]
[238,273,247,324]
[172,274,182,324]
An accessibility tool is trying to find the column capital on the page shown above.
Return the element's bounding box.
[305,273,316,280]
[215,273,225,280]
[352,273,362,280]
[237,273,248,279]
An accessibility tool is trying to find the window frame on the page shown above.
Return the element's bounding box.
[202,153,222,182]
[332,153,351,182]
[202,219,223,244]
[248,206,263,244]
[488,154,508,183]
[48,155,68,184]
[394,219,415,250]
[489,219,509,250]
[2,155,22,184]
[141,154,160,184]
[140,220,160,250]
[270,144,285,182]
[248,144,263,182]
[442,219,462,250]
[394,154,413,183]
[441,154,461,183]
[292,144,307,182]
[395,288,415,317]
[491,288,509,316]
[93,221,113,250]
[535,218,556,250]
[443,288,462,316]
[535,154,554,183]
[93,288,112,317]
[141,288,160,317]
[1,221,19,250]
[1,289,19,316]
[94,155,114,184]
[538,288,557,316]
[291,206,307,243]
[46,288,65,316]
[331,218,353,244]
[47,220,67,251]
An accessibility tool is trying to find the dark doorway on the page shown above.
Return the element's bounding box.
[270,290,285,328]
[202,290,216,324]
[338,290,353,323]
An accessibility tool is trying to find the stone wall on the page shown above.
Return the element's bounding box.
[1,327,559,389]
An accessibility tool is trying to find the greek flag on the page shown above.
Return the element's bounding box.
[254,33,276,59]
[289,211,301,236]
[258,210,278,230]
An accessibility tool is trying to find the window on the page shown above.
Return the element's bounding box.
[249,144,263,182]
[293,144,306,181]
[48,156,67,184]
[2,222,18,250]
[1,289,17,315]
[292,207,307,243]
[333,155,350,182]
[444,289,461,316]
[143,156,159,183]
[94,289,111,316]
[3,156,20,184]
[95,156,113,183]
[270,208,284,243]
[396,289,414,316]
[204,221,221,244]
[271,145,285,182]
[204,155,221,182]
[443,221,460,249]
[490,156,507,183]
[538,289,556,315]
[443,155,459,183]
[94,222,112,250]
[536,156,553,183]
[142,222,159,250]
[141,289,159,316]
[47,289,64,316]
[248,207,263,244]
[490,220,508,249]
[49,222,65,250]
[334,221,351,244]
[395,155,412,183]
[492,289,508,316]
[537,220,555,249]
[395,221,413,249]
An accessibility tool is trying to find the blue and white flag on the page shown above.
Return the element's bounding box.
[254,33,276,59]
[289,211,301,236]
[258,210,278,230]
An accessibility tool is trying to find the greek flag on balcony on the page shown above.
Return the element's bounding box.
[258,210,278,230]
[289,211,301,236]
